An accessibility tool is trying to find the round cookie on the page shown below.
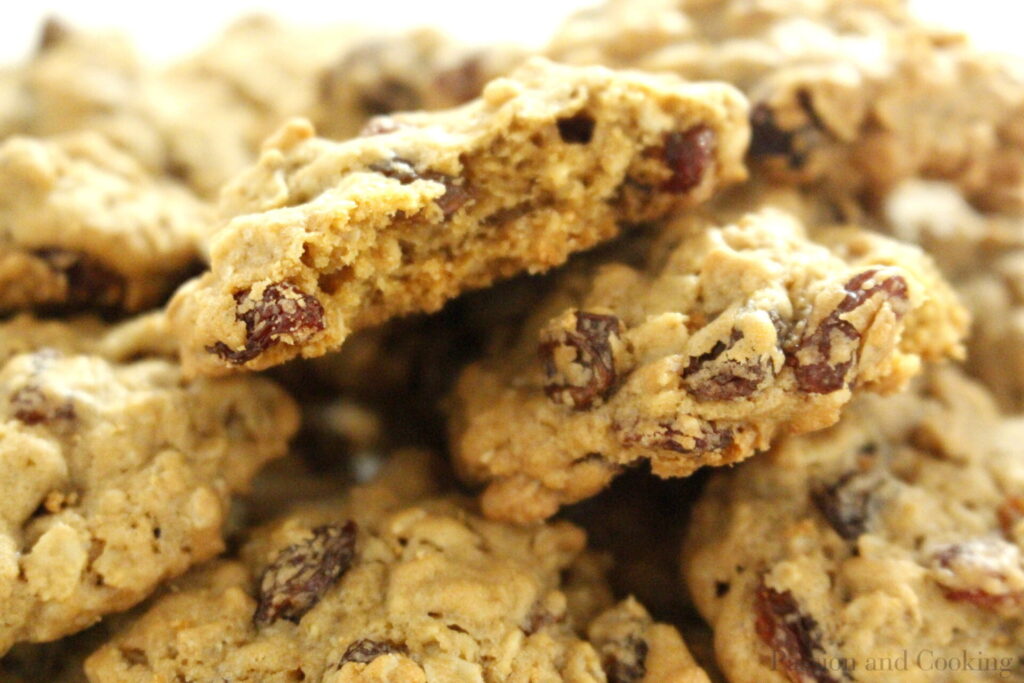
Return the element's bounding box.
[86,467,709,682]
[0,315,299,655]
[683,367,1024,682]
[451,204,966,522]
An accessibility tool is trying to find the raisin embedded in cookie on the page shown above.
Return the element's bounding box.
[168,57,750,376]
[548,0,1024,210]
[683,367,1024,683]
[0,133,211,313]
[450,205,966,522]
[85,473,708,682]
[0,315,298,655]
[314,28,526,139]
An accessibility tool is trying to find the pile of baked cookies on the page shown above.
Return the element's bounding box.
[2,1,1023,681]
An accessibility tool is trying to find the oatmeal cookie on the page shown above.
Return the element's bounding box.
[883,179,1024,410]
[10,20,166,175]
[169,57,750,376]
[683,366,1024,682]
[6,19,358,198]
[85,482,707,681]
[548,0,1024,210]
[314,28,526,139]
[158,15,360,196]
[450,205,966,522]
[0,133,211,313]
[0,315,298,655]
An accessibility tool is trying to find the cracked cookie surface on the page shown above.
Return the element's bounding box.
[683,367,1024,683]
[548,0,1024,211]
[451,205,966,522]
[85,466,708,683]
[0,315,298,655]
[0,133,211,313]
[168,57,749,376]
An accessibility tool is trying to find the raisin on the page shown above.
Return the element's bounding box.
[521,605,563,635]
[930,540,1024,611]
[618,420,733,455]
[754,582,838,683]
[748,103,823,170]
[682,329,771,401]
[434,56,484,104]
[10,385,76,426]
[557,113,596,144]
[810,469,881,541]
[602,635,648,683]
[998,497,1024,539]
[339,639,407,666]
[788,269,909,394]
[539,311,625,410]
[660,126,716,193]
[34,248,127,309]
[359,79,420,117]
[37,17,70,52]
[253,521,357,626]
[208,282,325,365]
[371,157,472,218]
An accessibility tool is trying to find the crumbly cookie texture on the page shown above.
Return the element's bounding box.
[683,367,1024,683]
[451,205,967,522]
[883,179,1024,410]
[548,0,1024,211]
[314,28,527,139]
[85,485,707,682]
[0,133,211,313]
[168,57,750,376]
[0,316,299,655]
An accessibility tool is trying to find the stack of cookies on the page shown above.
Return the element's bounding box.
[1,3,1021,681]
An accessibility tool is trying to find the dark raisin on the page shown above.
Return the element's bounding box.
[998,497,1024,539]
[207,282,325,365]
[810,469,882,541]
[748,104,823,170]
[434,56,484,103]
[557,113,596,144]
[34,248,127,310]
[118,647,149,666]
[788,269,909,394]
[521,605,563,635]
[796,89,827,132]
[682,329,771,401]
[253,521,357,626]
[37,17,70,52]
[371,157,471,218]
[602,635,648,683]
[715,581,731,597]
[339,639,407,666]
[10,385,76,426]
[930,541,1024,611]
[428,174,473,218]
[754,582,838,683]
[359,79,420,117]
[539,311,625,410]
[618,420,733,455]
[661,125,715,193]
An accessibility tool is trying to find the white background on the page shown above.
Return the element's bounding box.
[0,0,1020,63]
